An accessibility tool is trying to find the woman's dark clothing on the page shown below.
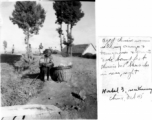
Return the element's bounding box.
[39,55,54,81]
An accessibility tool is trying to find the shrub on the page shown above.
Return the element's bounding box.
[52,50,61,54]
[0,54,21,65]
[92,54,96,59]
[1,62,44,106]
[82,53,96,59]
[14,54,36,73]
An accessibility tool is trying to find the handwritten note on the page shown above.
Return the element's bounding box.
[99,37,152,101]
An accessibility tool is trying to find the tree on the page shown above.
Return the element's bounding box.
[12,44,15,54]
[56,27,63,51]
[53,1,84,56]
[3,40,7,53]
[63,33,74,56]
[64,1,84,56]
[9,1,46,56]
[53,2,64,51]
[39,43,43,55]
[63,1,84,35]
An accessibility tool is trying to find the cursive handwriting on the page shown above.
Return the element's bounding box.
[100,37,151,80]
[102,88,119,94]
[109,92,144,101]
[109,94,123,100]
[100,37,152,101]
[129,86,152,94]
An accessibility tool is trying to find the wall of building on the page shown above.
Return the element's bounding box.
[82,44,96,55]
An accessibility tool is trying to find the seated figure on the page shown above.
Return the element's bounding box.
[39,49,54,81]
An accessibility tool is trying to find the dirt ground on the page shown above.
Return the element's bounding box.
[1,54,97,119]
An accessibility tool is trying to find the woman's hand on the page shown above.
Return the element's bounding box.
[46,63,53,67]
[42,63,47,67]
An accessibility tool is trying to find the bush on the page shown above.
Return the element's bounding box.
[92,54,96,59]
[0,54,21,65]
[14,54,36,73]
[1,63,44,106]
[82,53,96,59]
[52,50,61,54]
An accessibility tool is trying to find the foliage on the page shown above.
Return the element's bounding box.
[1,63,44,106]
[56,27,63,36]
[63,33,74,46]
[39,43,43,49]
[10,1,46,35]
[13,54,36,77]
[53,1,84,28]
[52,50,61,54]
[53,2,64,51]
[9,1,46,56]
[53,1,84,55]
[1,55,44,107]
[3,40,7,53]
[56,27,63,51]
[82,53,96,59]
[53,2,64,25]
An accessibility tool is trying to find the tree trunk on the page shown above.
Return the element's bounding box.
[70,25,72,35]
[67,24,69,35]
[60,24,63,51]
[26,31,29,55]
[66,24,70,56]
[71,45,72,57]
[24,23,30,55]
[69,46,71,57]
[70,24,73,57]
[66,45,69,56]
[39,48,41,55]
[60,37,62,51]
[70,46,72,56]
[26,28,31,63]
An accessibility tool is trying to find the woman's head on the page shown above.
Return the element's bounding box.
[43,49,52,57]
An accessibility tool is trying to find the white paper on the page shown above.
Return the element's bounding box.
[99,37,152,101]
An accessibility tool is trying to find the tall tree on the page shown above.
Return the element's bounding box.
[53,2,64,51]
[63,33,74,56]
[39,43,43,55]
[63,1,84,34]
[53,1,84,56]
[65,1,84,56]
[56,27,63,51]
[10,1,46,56]
[3,40,7,53]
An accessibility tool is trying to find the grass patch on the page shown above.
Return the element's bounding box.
[1,54,44,106]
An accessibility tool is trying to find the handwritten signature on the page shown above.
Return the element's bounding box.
[109,92,143,101]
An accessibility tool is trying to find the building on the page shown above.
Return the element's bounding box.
[61,43,96,56]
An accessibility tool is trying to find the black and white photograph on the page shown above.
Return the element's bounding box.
[0,0,97,119]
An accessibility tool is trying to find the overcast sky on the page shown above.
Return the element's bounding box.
[0,1,95,53]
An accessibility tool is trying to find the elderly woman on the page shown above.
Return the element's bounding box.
[39,49,54,81]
